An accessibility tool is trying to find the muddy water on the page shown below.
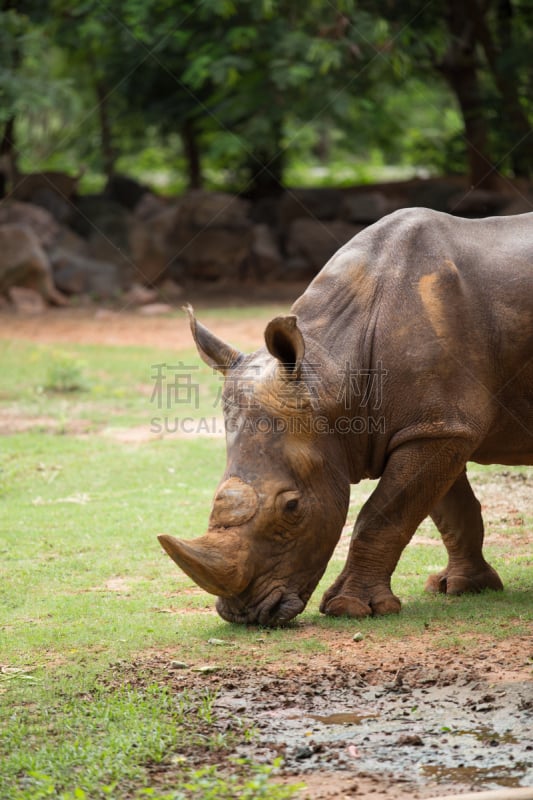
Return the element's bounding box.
[213,670,533,792]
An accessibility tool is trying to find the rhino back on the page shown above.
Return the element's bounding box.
[292,208,533,464]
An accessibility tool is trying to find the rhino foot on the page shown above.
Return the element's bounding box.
[320,587,401,618]
[425,564,504,595]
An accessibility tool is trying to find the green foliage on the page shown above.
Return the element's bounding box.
[1,0,532,186]
[44,351,90,393]
[0,683,299,800]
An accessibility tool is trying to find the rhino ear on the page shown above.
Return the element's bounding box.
[264,315,305,378]
[184,304,242,374]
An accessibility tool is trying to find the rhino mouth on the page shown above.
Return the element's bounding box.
[216,588,305,627]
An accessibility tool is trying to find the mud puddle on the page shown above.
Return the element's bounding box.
[212,669,533,792]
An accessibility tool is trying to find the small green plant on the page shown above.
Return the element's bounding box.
[44,351,89,393]
[0,684,301,800]
[177,759,303,800]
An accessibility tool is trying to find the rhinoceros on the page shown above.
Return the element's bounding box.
[158,208,533,626]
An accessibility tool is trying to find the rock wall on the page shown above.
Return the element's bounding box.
[0,174,531,307]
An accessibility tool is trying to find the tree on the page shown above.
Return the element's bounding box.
[357,0,532,186]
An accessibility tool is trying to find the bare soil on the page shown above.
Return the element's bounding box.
[117,631,533,800]
[0,282,304,348]
[3,301,532,799]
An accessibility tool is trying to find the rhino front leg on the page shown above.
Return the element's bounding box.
[425,470,503,595]
[320,438,474,618]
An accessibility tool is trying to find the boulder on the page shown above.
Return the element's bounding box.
[498,195,533,215]
[448,190,511,217]
[70,194,134,284]
[172,227,252,281]
[408,178,465,212]
[286,218,363,274]
[8,286,46,314]
[134,191,169,220]
[138,302,173,316]
[50,248,120,299]
[342,191,390,224]
[30,186,73,224]
[157,278,184,302]
[0,224,67,305]
[122,282,158,306]
[278,188,345,232]
[129,204,181,285]
[0,200,60,249]
[171,190,252,280]
[177,190,251,230]
[244,224,283,279]
[105,174,150,210]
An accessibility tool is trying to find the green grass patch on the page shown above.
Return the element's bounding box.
[1,315,531,798]
[0,682,298,799]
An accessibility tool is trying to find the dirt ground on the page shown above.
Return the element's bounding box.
[122,632,533,800]
[3,301,533,799]
[0,282,305,348]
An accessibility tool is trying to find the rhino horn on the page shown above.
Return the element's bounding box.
[158,532,251,597]
[184,304,242,374]
[264,315,305,378]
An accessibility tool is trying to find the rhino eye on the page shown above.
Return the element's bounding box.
[285,498,299,512]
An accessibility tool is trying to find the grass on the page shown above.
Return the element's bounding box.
[1,318,531,798]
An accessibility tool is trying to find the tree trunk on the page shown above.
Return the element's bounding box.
[246,118,285,199]
[95,81,116,180]
[0,116,15,157]
[0,116,17,197]
[439,1,500,189]
[466,0,532,178]
[181,119,202,190]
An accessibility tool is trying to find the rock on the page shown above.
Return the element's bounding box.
[342,191,390,223]
[191,665,221,674]
[0,200,60,249]
[245,223,283,279]
[499,196,533,215]
[294,745,314,760]
[286,218,363,274]
[8,286,46,314]
[283,255,311,279]
[69,194,134,285]
[122,282,158,306]
[157,278,184,302]
[395,734,423,746]
[5,168,82,204]
[448,190,509,217]
[133,191,255,283]
[105,173,150,210]
[134,191,169,220]
[352,631,364,642]
[178,190,251,230]
[0,224,67,305]
[71,194,132,240]
[50,248,120,299]
[30,186,73,224]
[409,178,466,212]
[278,188,344,231]
[173,227,252,281]
[138,302,172,315]
[51,226,90,257]
[129,205,181,285]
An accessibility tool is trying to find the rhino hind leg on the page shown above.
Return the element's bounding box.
[426,470,504,595]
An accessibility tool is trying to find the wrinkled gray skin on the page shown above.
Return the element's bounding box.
[159,208,533,626]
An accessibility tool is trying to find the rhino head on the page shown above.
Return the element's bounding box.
[158,307,350,626]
